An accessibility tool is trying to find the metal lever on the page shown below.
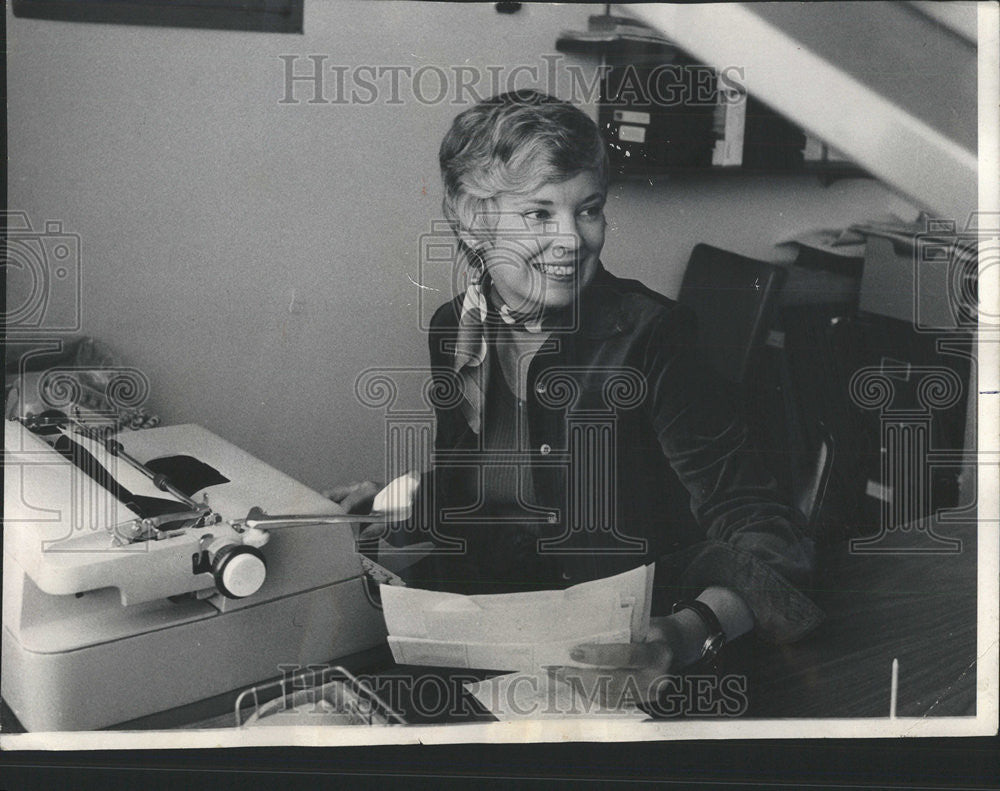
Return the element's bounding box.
[235,505,409,531]
[35,410,205,511]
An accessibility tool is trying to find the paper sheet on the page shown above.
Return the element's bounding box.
[380,564,654,673]
[463,670,652,721]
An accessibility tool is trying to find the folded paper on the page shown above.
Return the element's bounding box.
[381,563,654,672]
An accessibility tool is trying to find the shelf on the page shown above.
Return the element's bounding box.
[607,162,870,185]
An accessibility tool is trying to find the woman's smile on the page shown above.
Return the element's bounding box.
[478,169,607,316]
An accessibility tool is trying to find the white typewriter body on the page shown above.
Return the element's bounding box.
[2,422,387,731]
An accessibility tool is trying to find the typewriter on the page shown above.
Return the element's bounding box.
[3,415,388,731]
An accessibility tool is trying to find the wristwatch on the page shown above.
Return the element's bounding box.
[672,599,726,663]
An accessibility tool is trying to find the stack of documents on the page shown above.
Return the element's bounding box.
[381,565,654,673]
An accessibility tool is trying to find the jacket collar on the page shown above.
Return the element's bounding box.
[576,263,631,340]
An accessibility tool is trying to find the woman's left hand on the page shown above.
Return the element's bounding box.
[567,616,688,706]
[572,588,752,693]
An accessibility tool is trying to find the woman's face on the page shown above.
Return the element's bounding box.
[473,169,607,318]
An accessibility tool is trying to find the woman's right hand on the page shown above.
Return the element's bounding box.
[322,480,383,515]
[323,472,421,518]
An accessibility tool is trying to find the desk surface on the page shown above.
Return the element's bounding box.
[746,518,978,718]
[0,519,981,731]
[363,518,980,723]
[254,518,980,725]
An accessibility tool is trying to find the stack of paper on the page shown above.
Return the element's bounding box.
[381,564,654,673]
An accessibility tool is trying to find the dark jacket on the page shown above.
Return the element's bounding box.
[409,264,823,643]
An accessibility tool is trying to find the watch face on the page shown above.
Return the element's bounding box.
[705,633,726,659]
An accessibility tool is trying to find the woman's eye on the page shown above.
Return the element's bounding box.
[523,210,550,221]
[580,205,604,218]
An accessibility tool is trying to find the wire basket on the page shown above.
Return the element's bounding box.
[235,665,406,727]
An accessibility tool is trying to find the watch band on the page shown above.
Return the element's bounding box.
[672,599,726,662]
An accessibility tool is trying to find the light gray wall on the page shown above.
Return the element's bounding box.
[7,1,919,491]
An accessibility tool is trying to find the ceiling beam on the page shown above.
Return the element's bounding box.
[625,3,979,220]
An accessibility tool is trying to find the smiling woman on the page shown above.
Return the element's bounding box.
[330,90,823,682]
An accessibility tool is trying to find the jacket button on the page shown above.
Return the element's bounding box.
[540,443,551,455]
[535,382,547,394]
[547,512,558,524]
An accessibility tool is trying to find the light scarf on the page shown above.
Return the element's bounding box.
[452,276,543,434]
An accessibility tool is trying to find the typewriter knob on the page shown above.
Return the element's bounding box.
[212,544,267,599]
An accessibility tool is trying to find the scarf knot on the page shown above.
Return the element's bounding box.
[452,279,543,433]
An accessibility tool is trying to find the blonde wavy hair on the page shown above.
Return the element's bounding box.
[438,90,608,263]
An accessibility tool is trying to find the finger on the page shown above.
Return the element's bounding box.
[323,481,381,508]
[544,666,616,708]
[323,481,372,500]
[341,490,379,515]
[573,641,673,670]
[358,523,388,541]
[322,485,353,502]
[570,642,649,669]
